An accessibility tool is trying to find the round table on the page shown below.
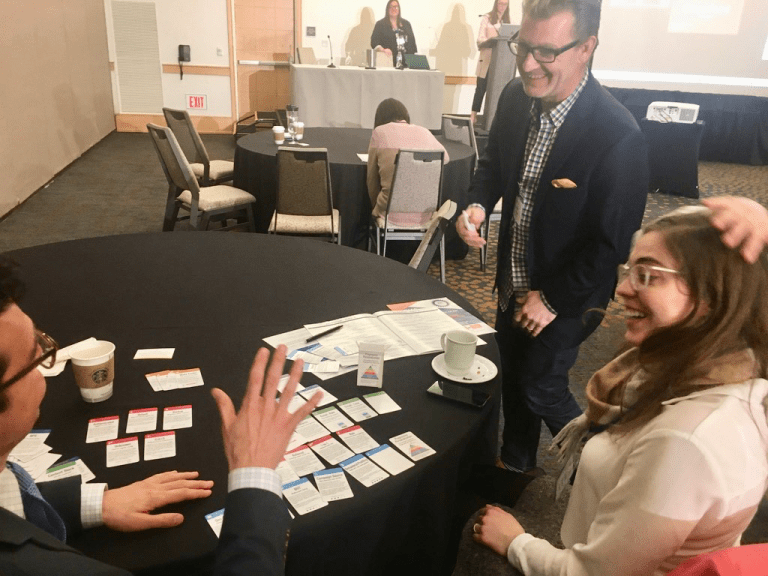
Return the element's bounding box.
[10,233,498,576]
[234,127,474,258]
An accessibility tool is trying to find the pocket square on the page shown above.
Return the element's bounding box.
[551,178,578,189]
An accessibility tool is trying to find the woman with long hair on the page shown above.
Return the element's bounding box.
[473,205,768,574]
[471,0,510,124]
[370,0,417,67]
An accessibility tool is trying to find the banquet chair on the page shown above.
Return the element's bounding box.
[296,47,317,64]
[147,123,256,232]
[369,149,446,282]
[408,200,457,276]
[268,147,340,243]
[479,198,502,272]
[442,114,478,170]
[162,108,234,186]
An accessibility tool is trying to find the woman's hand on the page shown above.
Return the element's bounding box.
[472,504,525,556]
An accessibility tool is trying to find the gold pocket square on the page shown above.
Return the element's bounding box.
[551,178,578,189]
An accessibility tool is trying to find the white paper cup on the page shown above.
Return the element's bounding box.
[272,126,285,145]
[440,330,477,376]
[70,341,115,403]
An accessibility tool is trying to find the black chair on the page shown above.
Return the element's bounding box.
[640,119,705,198]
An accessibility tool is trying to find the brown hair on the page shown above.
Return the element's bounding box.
[523,0,601,41]
[384,0,403,29]
[489,0,511,26]
[374,98,410,128]
[613,208,768,433]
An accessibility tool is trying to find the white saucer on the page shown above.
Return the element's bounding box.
[431,354,498,384]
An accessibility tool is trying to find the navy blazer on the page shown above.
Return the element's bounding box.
[0,483,290,576]
[470,73,648,320]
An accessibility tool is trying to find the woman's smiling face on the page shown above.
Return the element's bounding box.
[616,231,695,346]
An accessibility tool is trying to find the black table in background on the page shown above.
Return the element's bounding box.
[10,233,499,576]
[234,127,474,259]
[640,119,705,198]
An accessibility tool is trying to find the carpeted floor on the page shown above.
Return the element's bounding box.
[1,132,766,559]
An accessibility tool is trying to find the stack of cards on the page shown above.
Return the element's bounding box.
[145,368,204,392]
[8,430,61,480]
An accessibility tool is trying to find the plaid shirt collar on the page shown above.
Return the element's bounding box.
[528,69,589,128]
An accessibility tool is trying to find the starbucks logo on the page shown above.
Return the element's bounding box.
[91,369,109,384]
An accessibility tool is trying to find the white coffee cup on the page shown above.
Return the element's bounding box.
[440,330,477,376]
[272,125,285,145]
[70,340,115,403]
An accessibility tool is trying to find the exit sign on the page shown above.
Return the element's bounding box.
[186,94,207,110]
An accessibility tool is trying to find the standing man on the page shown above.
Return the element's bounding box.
[0,257,321,574]
[457,0,648,473]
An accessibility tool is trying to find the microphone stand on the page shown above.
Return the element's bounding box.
[327,35,336,68]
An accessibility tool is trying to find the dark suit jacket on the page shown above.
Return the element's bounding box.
[470,73,648,321]
[0,481,290,576]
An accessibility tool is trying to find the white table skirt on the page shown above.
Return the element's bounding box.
[291,64,445,130]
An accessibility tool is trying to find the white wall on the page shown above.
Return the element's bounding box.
[104,0,232,117]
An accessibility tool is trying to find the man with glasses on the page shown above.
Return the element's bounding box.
[0,258,321,574]
[457,0,648,474]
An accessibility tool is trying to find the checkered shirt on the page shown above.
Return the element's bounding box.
[499,70,589,313]
[229,467,282,498]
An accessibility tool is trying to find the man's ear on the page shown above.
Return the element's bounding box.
[579,35,598,64]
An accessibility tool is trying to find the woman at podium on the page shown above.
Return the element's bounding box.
[471,0,510,124]
[371,0,417,67]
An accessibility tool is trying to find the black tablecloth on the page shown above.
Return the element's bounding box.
[234,128,474,258]
[641,119,705,198]
[608,87,768,165]
[10,233,499,576]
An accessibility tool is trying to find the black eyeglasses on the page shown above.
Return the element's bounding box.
[0,331,58,391]
[508,36,581,63]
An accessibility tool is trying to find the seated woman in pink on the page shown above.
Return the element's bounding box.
[367,98,449,227]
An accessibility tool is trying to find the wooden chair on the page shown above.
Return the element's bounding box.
[147,123,255,232]
[268,147,340,243]
[162,108,234,186]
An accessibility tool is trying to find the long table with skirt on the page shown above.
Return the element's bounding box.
[291,64,445,130]
[9,233,500,576]
[234,127,474,258]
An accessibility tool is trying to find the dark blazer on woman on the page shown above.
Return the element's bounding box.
[370,18,417,65]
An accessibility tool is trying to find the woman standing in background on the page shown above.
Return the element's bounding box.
[370,0,417,67]
[471,0,510,124]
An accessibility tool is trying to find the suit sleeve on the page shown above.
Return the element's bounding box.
[541,127,648,316]
[213,488,291,576]
[370,20,387,49]
[36,476,83,535]
[467,87,507,213]
[403,20,417,54]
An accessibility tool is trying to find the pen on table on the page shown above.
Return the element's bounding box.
[305,324,343,343]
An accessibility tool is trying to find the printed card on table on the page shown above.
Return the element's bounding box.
[313,468,354,502]
[206,508,224,538]
[126,408,158,434]
[44,457,96,483]
[363,391,401,414]
[309,435,354,466]
[282,478,328,515]
[106,437,140,468]
[10,430,50,460]
[284,394,307,415]
[390,432,435,461]
[366,444,414,475]
[286,430,307,453]
[86,416,120,443]
[277,374,305,394]
[339,454,389,487]
[298,384,336,406]
[295,415,332,443]
[276,458,301,485]
[163,405,192,430]
[133,348,175,360]
[144,431,176,461]
[312,406,354,433]
[337,397,377,422]
[283,445,326,477]
[337,425,379,454]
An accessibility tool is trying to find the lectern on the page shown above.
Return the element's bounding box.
[480,29,518,131]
